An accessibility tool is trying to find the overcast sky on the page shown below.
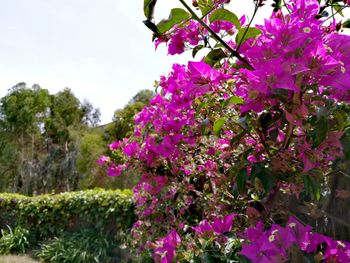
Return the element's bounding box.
[0,0,271,124]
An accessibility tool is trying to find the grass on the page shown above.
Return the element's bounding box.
[0,255,40,263]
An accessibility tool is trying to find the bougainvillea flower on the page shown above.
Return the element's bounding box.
[212,213,237,235]
[154,230,181,263]
[192,220,213,238]
[187,61,228,95]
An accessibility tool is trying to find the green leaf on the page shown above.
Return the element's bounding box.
[235,27,262,46]
[237,169,248,193]
[343,19,350,29]
[251,163,274,193]
[303,174,321,200]
[213,117,226,137]
[272,0,282,12]
[201,118,211,136]
[143,20,161,36]
[192,45,204,58]
[341,132,350,159]
[209,9,240,29]
[334,109,346,131]
[144,0,157,19]
[201,252,217,263]
[157,8,191,34]
[333,3,344,17]
[198,0,214,16]
[204,48,227,66]
[311,116,328,147]
[222,96,244,108]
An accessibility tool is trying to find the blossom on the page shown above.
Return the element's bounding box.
[108,141,121,150]
[242,217,350,263]
[192,220,213,238]
[107,163,126,177]
[123,140,140,157]
[187,61,229,96]
[154,230,181,263]
[96,155,110,166]
[212,213,237,235]
[106,0,350,261]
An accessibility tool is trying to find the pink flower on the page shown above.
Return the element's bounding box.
[96,155,110,166]
[186,61,229,96]
[108,141,121,150]
[168,30,186,55]
[107,163,126,177]
[212,213,237,235]
[154,230,181,263]
[192,220,213,238]
[123,141,140,157]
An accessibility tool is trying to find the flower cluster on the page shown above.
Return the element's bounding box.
[241,217,350,263]
[101,0,350,261]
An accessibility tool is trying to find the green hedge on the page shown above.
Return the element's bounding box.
[0,189,135,241]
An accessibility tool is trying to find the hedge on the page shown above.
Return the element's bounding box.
[0,189,135,241]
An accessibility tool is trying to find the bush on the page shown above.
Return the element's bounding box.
[37,229,118,263]
[0,189,135,241]
[0,226,30,255]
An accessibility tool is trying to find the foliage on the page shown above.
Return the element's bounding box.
[37,229,118,263]
[96,89,155,190]
[104,89,154,141]
[0,189,134,241]
[76,130,106,189]
[0,84,101,194]
[0,83,154,193]
[0,226,30,255]
[102,0,350,262]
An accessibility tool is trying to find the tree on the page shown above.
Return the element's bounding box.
[0,85,101,194]
[104,89,154,141]
[0,83,50,193]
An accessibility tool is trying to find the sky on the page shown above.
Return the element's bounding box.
[0,0,272,124]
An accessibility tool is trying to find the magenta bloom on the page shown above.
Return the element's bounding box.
[212,213,237,235]
[186,61,228,96]
[192,220,213,238]
[242,216,350,262]
[96,155,110,166]
[154,230,181,263]
[241,233,282,263]
[108,140,121,151]
[107,163,126,177]
[123,141,140,157]
[168,30,186,55]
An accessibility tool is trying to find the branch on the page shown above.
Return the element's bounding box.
[178,0,254,70]
[236,3,259,51]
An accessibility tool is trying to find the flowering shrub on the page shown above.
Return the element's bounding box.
[101,0,350,261]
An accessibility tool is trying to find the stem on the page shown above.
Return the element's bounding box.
[282,0,291,14]
[282,74,303,149]
[319,0,331,14]
[236,3,259,51]
[178,0,254,70]
[322,5,349,24]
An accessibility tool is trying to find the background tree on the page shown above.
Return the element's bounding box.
[0,84,101,195]
[86,89,155,190]
[104,89,154,141]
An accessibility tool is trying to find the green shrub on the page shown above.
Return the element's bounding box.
[0,189,135,241]
[37,229,118,263]
[0,226,30,255]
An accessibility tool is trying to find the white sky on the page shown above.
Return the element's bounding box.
[0,0,274,124]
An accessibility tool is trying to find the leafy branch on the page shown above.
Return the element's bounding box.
[178,0,254,70]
